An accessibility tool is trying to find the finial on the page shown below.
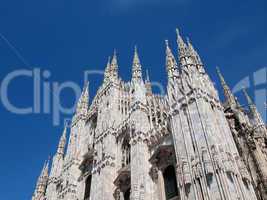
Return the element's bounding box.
[186,37,195,50]
[146,69,150,82]
[132,45,142,81]
[165,39,169,47]
[112,49,118,63]
[186,37,194,54]
[165,39,172,55]
[80,81,89,100]
[42,159,47,169]
[133,45,140,63]
[176,28,180,36]
[83,80,89,92]
[216,66,227,85]
[216,66,222,77]
[62,124,67,138]
[134,45,138,53]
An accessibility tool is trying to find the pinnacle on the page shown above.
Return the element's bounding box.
[242,88,253,105]
[165,39,169,47]
[112,49,117,63]
[133,45,140,64]
[145,69,150,82]
[176,28,180,37]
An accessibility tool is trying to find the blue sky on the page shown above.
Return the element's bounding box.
[0,0,266,199]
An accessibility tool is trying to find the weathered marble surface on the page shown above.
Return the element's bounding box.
[32,29,267,200]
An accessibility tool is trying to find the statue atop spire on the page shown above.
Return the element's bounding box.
[165,39,179,79]
[131,45,143,82]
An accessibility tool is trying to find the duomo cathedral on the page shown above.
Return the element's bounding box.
[31,29,267,200]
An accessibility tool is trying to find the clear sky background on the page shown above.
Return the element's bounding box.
[0,0,266,199]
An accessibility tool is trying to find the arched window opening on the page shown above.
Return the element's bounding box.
[163,165,179,200]
[84,175,92,200]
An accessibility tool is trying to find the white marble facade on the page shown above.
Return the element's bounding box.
[32,29,267,200]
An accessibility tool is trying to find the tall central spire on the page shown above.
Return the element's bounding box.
[131,46,143,82]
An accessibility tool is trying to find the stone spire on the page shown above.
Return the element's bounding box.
[145,69,152,96]
[242,88,253,105]
[216,67,238,108]
[131,46,146,103]
[186,38,203,67]
[131,46,143,82]
[145,69,150,82]
[57,126,67,155]
[165,39,179,79]
[104,56,111,83]
[42,158,49,181]
[176,28,187,60]
[242,88,267,133]
[76,81,89,116]
[32,159,50,200]
[110,50,119,80]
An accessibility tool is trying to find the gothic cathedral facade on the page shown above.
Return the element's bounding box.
[32,29,267,200]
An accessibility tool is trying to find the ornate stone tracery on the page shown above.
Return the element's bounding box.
[32,29,266,200]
